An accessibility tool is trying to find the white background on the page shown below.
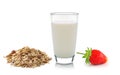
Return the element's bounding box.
[0,0,120,75]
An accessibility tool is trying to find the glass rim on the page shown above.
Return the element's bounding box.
[51,12,79,15]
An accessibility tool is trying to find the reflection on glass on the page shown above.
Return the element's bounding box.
[55,63,74,68]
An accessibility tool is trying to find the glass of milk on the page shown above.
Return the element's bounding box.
[51,12,78,64]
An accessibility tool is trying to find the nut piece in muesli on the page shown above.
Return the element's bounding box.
[6,46,51,68]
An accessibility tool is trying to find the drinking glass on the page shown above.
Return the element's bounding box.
[51,12,78,64]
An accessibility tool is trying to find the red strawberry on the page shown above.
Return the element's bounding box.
[77,48,107,65]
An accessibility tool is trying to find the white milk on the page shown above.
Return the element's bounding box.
[52,23,77,58]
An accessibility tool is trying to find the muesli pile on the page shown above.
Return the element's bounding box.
[6,46,51,68]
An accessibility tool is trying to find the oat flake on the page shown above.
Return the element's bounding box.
[6,46,51,68]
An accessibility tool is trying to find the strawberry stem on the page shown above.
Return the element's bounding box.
[77,48,92,64]
[77,52,84,55]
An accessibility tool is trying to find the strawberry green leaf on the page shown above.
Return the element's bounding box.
[77,48,92,64]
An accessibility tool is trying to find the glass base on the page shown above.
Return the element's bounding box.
[55,55,74,64]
